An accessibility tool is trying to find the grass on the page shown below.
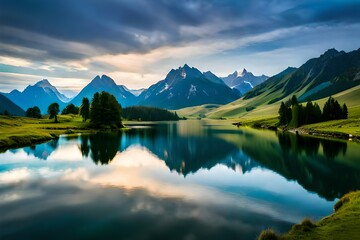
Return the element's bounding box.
[176,104,221,119]
[0,114,92,150]
[300,118,360,137]
[177,83,360,121]
[176,84,360,140]
[258,191,360,240]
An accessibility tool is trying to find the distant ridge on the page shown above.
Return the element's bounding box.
[0,94,25,116]
[3,79,68,113]
[221,69,268,95]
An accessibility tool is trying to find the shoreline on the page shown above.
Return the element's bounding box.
[258,191,360,240]
[233,121,360,143]
[0,115,126,152]
[2,116,359,152]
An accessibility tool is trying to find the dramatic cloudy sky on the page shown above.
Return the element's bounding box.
[0,0,359,95]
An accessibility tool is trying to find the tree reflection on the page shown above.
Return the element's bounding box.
[79,135,90,157]
[88,132,121,165]
[321,139,347,160]
[74,124,359,201]
[274,132,359,200]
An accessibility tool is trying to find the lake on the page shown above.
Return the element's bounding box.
[1,120,360,240]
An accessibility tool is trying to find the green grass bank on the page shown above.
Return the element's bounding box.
[0,114,92,151]
[258,191,360,240]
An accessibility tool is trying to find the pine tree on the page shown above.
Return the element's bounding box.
[290,104,300,127]
[79,97,90,121]
[291,95,298,106]
[279,102,287,125]
[342,104,348,119]
[313,103,322,123]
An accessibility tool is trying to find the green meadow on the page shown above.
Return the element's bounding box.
[177,84,360,138]
[258,191,360,240]
[0,114,91,150]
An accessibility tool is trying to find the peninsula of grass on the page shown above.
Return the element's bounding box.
[258,191,360,240]
[0,114,93,151]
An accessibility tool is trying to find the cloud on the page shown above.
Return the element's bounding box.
[0,72,88,92]
[0,0,359,90]
[1,0,358,61]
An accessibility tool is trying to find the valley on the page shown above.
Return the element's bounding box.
[1,48,360,240]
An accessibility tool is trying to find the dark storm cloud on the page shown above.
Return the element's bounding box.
[0,0,359,62]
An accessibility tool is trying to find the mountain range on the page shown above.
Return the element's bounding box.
[1,48,359,117]
[202,48,360,119]
[244,48,360,104]
[221,69,268,95]
[2,80,69,114]
[136,64,240,109]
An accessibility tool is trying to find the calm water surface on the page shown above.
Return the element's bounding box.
[1,120,360,240]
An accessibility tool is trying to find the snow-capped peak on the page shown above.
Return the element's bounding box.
[34,79,52,88]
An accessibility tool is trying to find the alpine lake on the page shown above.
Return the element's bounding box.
[1,120,360,240]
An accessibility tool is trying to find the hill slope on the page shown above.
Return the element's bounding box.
[202,48,360,119]
[244,48,360,104]
[0,94,25,116]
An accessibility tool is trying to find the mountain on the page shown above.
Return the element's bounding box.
[4,79,68,113]
[203,71,227,85]
[244,48,360,103]
[205,48,360,119]
[137,64,240,109]
[221,69,268,95]
[0,94,25,116]
[70,75,136,107]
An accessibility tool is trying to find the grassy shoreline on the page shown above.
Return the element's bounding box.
[232,116,360,142]
[258,191,360,240]
[0,115,94,151]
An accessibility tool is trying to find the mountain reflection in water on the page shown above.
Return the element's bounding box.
[2,120,360,240]
[22,121,360,201]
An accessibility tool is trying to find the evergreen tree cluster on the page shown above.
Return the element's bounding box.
[61,103,79,115]
[90,91,122,128]
[122,106,180,121]
[278,96,348,127]
[25,106,41,118]
[323,97,348,120]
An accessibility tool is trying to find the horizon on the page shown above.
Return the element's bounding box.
[1,0,360,93]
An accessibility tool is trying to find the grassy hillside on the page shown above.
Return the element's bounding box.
[258,191,360,240]
[177,49,360,122]
[176,104,221,118]
[180,84,360,121]
[0,115,91,150]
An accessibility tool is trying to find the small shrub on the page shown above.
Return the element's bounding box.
[292,218,316,232]
[334,196,350,212]
[257,229,280,240]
